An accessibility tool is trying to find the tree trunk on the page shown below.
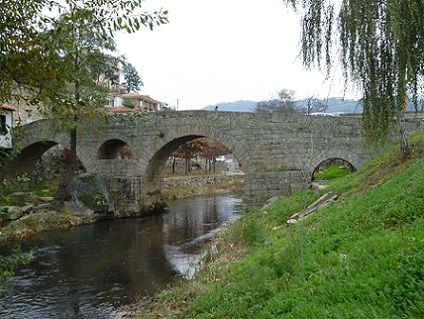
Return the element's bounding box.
[398,115,410,159]
[172,157,176,174]
[54,126,77,206]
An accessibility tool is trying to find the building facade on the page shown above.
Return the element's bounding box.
[120,93,161,112]
[0,103,16,149]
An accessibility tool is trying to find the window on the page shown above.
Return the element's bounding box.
[0,115,7,135]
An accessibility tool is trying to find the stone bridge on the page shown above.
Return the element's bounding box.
[2,111,423,215]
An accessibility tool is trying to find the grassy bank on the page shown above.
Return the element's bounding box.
[136,134,424,318]
[0,209,95,242]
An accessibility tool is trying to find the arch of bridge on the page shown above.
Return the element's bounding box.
[139,123,253,197]
[13,120,93,171]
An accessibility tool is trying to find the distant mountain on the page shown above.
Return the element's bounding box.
[295,97,363,114]
[202,98,363,114]
[203,101,257,112]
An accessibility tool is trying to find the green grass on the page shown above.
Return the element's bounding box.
[138,134,424,319]
[1,177,59,206]
[31,177,60,197]
[314,164,351,180]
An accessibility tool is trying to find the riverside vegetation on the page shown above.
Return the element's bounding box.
[0,177,95,242]
[136,133,424,318]
[0,173,243,242]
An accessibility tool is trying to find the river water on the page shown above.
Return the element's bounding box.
[0,196,242,319]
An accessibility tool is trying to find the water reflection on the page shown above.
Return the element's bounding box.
[0,196,242,319]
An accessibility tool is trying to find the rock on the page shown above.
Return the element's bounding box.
[311,182,329,192]
[10,192,30,196]
[262,196,280,209]
[40,196,54,203]
[34,203,51,211]
[286,219,298,225]
[65,173,115,217]
[1,206,24,220]
[22,204,36,214]
[140,200,169,216]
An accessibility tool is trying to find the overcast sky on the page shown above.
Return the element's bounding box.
[116,0,359,110]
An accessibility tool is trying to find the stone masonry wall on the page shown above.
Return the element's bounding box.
[10,111,424,214]
[162,174,244,189]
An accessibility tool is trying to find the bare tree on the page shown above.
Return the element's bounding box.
[256,89,299,114]
[303,96,328,115]
[171,138,228,175]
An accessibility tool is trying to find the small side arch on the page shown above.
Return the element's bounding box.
[311,157,356,181]
[0,141,86,179]
[97,139,133,159]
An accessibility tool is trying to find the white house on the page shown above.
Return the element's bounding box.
[121,93,161,112]
[106,92,124,108]
[0,103,16,149]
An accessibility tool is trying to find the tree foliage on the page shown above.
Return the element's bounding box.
[0,0,167,105]
[285,0,424,149]
[122,61,143,93]
[0,150,33,293]
[1,0,168,202]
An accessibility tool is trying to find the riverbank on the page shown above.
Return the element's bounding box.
[0,177,96,242]
[0,196,243,317]
[0,209,95,242]
[0,174,244,242]
[132,134,424,318]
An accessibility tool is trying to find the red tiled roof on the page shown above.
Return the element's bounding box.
[106,92,124,98]
[0,103,16,111]
[121,93,161,104]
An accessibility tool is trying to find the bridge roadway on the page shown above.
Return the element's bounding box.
[3,111,423,215]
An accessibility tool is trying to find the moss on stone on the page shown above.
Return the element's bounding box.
[78,193,108,212]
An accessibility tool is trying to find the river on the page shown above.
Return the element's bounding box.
[0,195,242,319]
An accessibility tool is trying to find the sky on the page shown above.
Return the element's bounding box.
[116,0,359,110]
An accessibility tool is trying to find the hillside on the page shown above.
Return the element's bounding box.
[136,134,424,318]
[203,98,363,114]
[295,97,363,114]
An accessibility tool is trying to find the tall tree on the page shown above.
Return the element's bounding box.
[285,0,424,158]
[1,0,168,203]
[0,0,167,105]
[122,62,143,93]
[41,11,124,202]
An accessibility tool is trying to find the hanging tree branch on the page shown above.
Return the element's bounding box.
[285,0,424,157]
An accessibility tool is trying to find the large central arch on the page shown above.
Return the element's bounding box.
[142,134,249,202]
